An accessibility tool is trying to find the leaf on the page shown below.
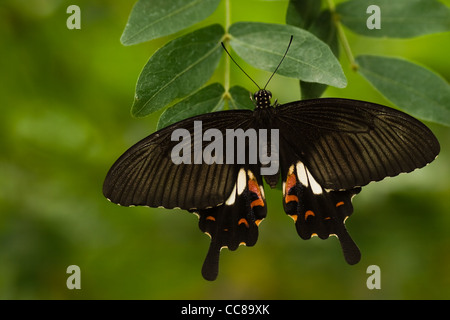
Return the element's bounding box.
[308,10,339,57]
[229,22,347,89]
[356,55,450,126]
[299,81,328,100]
[337,0,450,38]
[301,10,340,99]
[228,86,255,110]
[132,24,224,118]
[121,0,221,45]
[285,0,322,29]
[286,7,340,99]
[156,83,225,130]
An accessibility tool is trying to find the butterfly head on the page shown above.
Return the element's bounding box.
[253,89,272,109]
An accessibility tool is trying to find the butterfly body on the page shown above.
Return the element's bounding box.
[103,91,439,281]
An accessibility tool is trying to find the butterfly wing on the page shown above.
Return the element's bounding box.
[194,166,267,281]
[276,98,440,190]
[281,159,361,264]
[103,110,254,210]
[103,109,270,280]
[276,98,439,264]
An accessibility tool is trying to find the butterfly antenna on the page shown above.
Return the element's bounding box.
[221,42,261,90]
[263,35,293,90]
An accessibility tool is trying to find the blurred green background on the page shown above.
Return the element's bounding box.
[0,0,449,299]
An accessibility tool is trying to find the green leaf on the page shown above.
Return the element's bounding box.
[132,24,224,118]
[308,10,339,57]
[228,86,255,110]
[156,83,225,130]
[121,0,221,45]
[286,8,340,99]
[356,55,450,126]
[301,10,339,99]
[300,81,328,100]
[337,0,450,38]
[285,0,322,29]
[229,22,347,89]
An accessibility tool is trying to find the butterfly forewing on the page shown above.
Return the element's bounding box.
[103,110,254,210]
[276,98,440,190]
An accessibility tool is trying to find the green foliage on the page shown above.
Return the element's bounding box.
[157,83,225,130]
[132,24,224,117]
[228,86,255,110]
[228,22,346,88]
[285,0,322,29]
[357,55,450,126]
[287,6,339,99]
[337,0,450,38]
[120,0,221,45]
[122,0,450,126]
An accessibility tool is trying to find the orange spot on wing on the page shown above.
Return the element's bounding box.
[336,201,344,207]
[238,218,249,228]
[251,199,265,208]
[248,179,260,194]
[284,173,299,204]
[285,173,297,193]
[255,219,263,226]
[248,179,265,208]
[206,216,215,221]
[305,210,315,220]
[289,214,298,222]
[285,194,299,203]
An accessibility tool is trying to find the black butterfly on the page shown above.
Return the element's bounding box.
[103,38,440,281]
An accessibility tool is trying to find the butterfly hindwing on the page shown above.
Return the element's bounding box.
[282,160,362,265]
[194,167,267,281]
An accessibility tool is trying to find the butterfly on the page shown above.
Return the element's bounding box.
[103,37,440,281]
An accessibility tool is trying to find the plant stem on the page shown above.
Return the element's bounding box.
[326,0,358,71]
[223,0,231,93]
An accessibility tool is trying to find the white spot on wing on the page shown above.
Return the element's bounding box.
[288,164,295,176]
[306,167,323,195]
[295,161,323,195]
[226,168,248,205]
[247,169,256,180]
[296,162,309,187]
[225,183,237,206]
[237,168,247,195]
[259,184,265,199]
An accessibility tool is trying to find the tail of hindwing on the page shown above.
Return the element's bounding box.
[282,161,362,265]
